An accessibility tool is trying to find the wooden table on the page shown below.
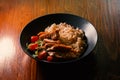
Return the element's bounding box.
[0,0,120,80]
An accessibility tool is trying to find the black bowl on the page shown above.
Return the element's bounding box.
[20,13,98,64]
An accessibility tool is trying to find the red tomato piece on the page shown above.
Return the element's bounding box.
[47,56,53,62]
[31,36,39,42]
[28,43,38,51]
[38,50,47,60]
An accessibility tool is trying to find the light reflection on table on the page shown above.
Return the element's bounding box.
[0,36,15,60]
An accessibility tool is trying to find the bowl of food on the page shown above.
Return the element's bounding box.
[20,13,98,64]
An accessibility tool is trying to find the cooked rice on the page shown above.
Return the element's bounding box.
[44,22,87,58]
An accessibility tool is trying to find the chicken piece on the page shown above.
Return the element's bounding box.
[50,29,59,40]
[38,32,50,40]
[37,32,45,36]
[42,43,55,49]
[48,44,72,52]
[38,28,59,40]
[43,39,61,44]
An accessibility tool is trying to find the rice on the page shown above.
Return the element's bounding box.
[44,22,87,58]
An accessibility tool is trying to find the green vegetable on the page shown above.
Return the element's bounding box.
[32,54,38,58]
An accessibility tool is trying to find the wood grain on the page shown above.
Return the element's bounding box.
[0,0,120,80]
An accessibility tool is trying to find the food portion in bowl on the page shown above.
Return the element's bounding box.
[26,23,87,62]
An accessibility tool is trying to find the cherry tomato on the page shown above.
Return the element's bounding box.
[31,36,39,42]
[47,56,53,62]
[28,43,38,51]
[38,50,47,60]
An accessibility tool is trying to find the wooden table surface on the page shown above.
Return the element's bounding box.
[0,0,120,80]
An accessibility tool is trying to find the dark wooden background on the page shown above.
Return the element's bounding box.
[0,0,120,80]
